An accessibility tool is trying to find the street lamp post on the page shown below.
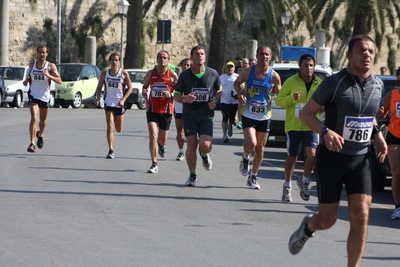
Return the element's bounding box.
[117,0,130,68]
[280,11,291,46]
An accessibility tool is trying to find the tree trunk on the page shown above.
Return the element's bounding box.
[352,0,373,36]
[207,0,227,75]
[124,0,143,68]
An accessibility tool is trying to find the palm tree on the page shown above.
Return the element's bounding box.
[143,0,245,74]
[124,0,143,68]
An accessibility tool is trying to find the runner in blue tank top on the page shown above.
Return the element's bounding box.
[233,46,281,190]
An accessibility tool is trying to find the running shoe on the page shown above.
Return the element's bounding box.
[106,150,114,159]
[147,164,158,174]
[176,152,185,161]
[297,179,310,201]
[282,185,293,202]
[201,153,212,170]
[158,145,166,158]
[391,207,400,220]
[36,131,44,149]
[227,123,233,137]
[27,143,36,153]
[246,174,260,190]
[289,215,314,255]
[185,174,197,187]
[239,156,250,176]
[223,134,229,143]
[236,121,242,129]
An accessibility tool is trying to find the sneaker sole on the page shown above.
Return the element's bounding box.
[36,131,44,149]
[246,181,260,190]
[27,148,36,153]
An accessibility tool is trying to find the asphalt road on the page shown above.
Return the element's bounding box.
[0,107,398,267]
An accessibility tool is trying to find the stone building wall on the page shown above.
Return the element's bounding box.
[7,0,398,73]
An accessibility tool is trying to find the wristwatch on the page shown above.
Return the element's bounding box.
[321,127,329,137]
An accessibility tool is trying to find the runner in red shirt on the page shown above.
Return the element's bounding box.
[142,50,179,173]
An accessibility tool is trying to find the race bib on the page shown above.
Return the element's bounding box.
[396,102,400,118]
[295,103,305,118]
[342,116,373,143]
[192,88,210,102]
[151,84,168,98]
[32,70,45,81]
[249,99,266,114]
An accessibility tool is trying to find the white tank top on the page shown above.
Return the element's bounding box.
[104,68,125,107]
[30,61,51,102]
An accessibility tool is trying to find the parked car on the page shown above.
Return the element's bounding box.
[125,69,148,109]
[370,75,397,191]
[0,66,31,107]
[0,75,5,106]
[55,63,101,108]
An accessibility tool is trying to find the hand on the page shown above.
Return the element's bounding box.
[118,99,125,107]
[142,88,148,97]
[185,92,196,103]
[162,90,170,98]
[374,133,388,163]
[293,91,301,101]
[239,94,246,107]
[23,79,28,86]
[377,106,385,118]
[208,99,216,110]
[324,130,345,152]
[95,100,100,108]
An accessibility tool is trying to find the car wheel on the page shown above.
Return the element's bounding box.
[61,104,70,108]
[49,92,55,108]
[136,97,147,110]
[72,92,82,108]
[370,145,386,192]
[11,91,22,108]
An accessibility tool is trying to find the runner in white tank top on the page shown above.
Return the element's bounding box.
[23,45,62,153]
[95,52,132,159]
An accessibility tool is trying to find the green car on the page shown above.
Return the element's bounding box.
[55,63,101,108]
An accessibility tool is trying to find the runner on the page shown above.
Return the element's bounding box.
[174,58,192,161]
[95,52,132,159]
[23,45,62,153]
[378,66,400,219]
[219,61,239,142]
[233,45,281,189]
[288,35,387,267]
[275,54,321,202]
[174,45,222,186]
[142,50,179,173]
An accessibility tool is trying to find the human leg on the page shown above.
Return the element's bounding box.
[147,121,159,162]
[175,116,185,160]
[114,113,124,133]
[347,194,372,267]
[387,144,400,219]
[29,103,39,144]
[105,111,115,151]
[185,134,198,174]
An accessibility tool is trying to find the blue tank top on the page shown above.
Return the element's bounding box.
[241,66,273,120]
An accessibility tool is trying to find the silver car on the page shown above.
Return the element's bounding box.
[0,66,30,107]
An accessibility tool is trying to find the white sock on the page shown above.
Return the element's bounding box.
[302,175,310,184]
[179,149,184,153]
[284,182,291,188]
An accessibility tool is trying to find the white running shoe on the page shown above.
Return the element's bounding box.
[282,185,292,202]
[147,164,158,174]
[391,207,400,220]
[201,153,212,170]
[296,179,310,201]
[176,152,185,161]
[185,175,197,187]
[246,174,260,190]
[239,156,250,176]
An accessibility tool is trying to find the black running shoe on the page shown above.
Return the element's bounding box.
[27,143,36,153]
[36,131,44,149]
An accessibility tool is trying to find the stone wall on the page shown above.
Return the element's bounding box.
[7,0,399,73]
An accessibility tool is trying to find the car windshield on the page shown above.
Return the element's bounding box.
[0,67,25,80]
[128,71,146,83]
[58,65,83,81]
[274,69,330,84]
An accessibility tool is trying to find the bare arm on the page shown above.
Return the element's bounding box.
[378,91,391,118]
[142,70,153,97]
[23,63,33,86]
[95,71,106,107]
[271,70,281,96]
[234,68,249,107]
[299,98,344,152]
[47,63,62,84]
[119,69,132,106]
